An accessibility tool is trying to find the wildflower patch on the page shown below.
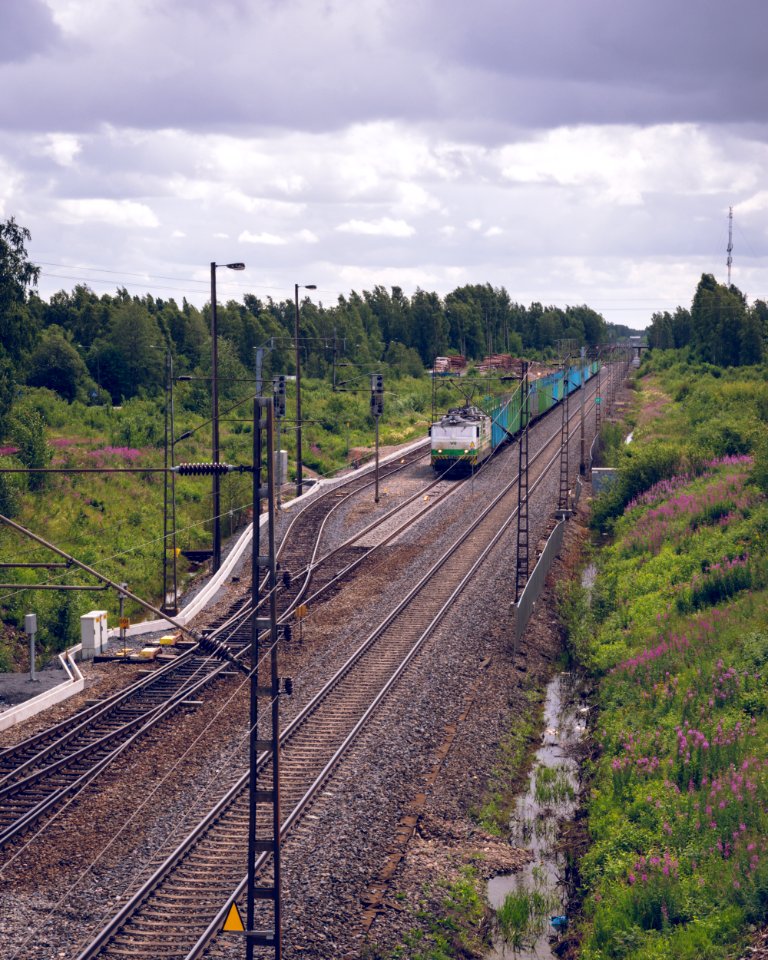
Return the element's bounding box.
[578,459,768,959]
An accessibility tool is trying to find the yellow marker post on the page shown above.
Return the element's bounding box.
[118,586,129,659]
[222,901,245,933]
[295,603,308,644]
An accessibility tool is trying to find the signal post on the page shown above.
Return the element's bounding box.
[370,373,384,504]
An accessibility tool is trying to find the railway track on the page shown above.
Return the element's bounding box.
[208,440,434,636]
[0,648,238,851]
[73,381,599,960]
[0,442,450,854]
[0,376,608,957]
[208,448,482,644]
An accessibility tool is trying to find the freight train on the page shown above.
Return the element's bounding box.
[430,358,599,472]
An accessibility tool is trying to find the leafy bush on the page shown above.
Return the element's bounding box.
[693,421,755,458]
[592,442,685,531]
[677,555,755,612]
[751,430,768,496]
[0,455,25,517]
[13,387,69,429]
[108,397,164,447]
[10,408,51,491]
[580,439,768,959]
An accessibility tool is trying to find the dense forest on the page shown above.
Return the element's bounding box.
[646,274,766,366]
[0,217,617,422]
[4,212,767,442]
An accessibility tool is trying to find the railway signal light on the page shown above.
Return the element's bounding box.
[273,375,286,418]
[370,373,384,417]
[283,677,293,695]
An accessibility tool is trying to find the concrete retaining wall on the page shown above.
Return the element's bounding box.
[0,644,85,732]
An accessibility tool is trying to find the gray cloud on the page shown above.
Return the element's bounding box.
[0,0,60,64]
[0,0,765,136]
[412,0,768,132]
[1,0,766,330]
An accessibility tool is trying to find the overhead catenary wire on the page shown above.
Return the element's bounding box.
[1,620,285,881]
[33,260,338,300]
[32,258,694,314]
[0,497,255,606]
[0,388,265,600]
[1,569,294,952]
[5,660,261,960]
[7,387,601,955]
[0,512,247,673]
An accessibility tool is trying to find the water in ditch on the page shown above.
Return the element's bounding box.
[486,671,587,958]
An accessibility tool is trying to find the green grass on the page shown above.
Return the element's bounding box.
[534,764,576,805]
[365,866,490,960]
[472,694,542,835]
[0,375,459,663]
[496,887,559,950]
[571,362,768,959]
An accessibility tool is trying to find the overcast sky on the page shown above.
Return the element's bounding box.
[1,0,767,329]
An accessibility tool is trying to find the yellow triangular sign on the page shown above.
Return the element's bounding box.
[222,901,245,933]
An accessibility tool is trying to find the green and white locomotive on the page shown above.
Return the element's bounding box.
[430,358,600,473]
[430,405,493,471]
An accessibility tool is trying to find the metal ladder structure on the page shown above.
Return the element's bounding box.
[595,358,602,435]
[514,361,530,603]
[557,356,572,518]
[244,396,283,959]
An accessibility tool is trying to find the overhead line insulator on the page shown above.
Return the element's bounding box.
[197,631,249,674]
[173,462,252,476]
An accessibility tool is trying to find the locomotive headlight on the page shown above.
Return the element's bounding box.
[464,449,469,453]
[437,448,443,453]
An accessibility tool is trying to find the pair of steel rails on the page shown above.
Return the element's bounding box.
[69,380,601,960]
[0,446,432,853]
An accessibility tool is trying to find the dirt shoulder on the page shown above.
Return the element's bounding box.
[362,495,593,958]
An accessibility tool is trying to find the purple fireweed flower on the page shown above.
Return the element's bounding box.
[89,446,144,464]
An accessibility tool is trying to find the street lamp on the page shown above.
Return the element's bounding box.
[162,350,179,616]
[211,261,245,573]
[294,282,316,499]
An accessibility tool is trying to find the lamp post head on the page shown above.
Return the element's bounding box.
[212,261,246,271]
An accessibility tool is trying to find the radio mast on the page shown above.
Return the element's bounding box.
[727,206,733,287]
